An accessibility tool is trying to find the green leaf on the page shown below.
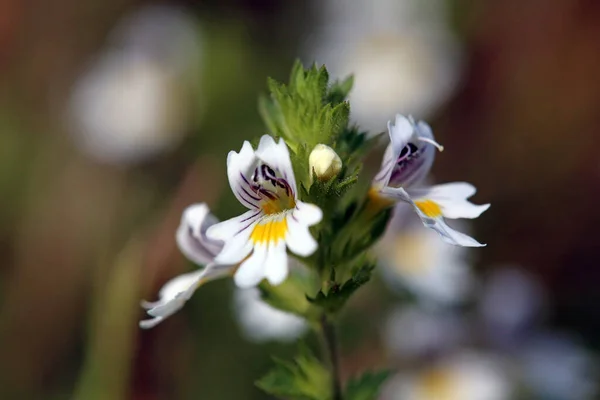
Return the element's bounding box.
[258,271,319,320]
[327,75,354,105]
[307,262,375,314]
[256,343,331,400]
[259,60,352,149]
[345,370,392,400]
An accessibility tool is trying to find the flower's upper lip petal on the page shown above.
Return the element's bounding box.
[372,143,395,189]
[176,203,224,265]
[226,141,260,210]
[255,135,297,199]
[373,114,415,188]
[374,115,443,190]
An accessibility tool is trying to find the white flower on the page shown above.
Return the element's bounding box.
[519,332,597,400]
[307,0,462,132]
[233,287,308,343]
[382,352,512,400]
[383,305,466,360]
[206,135,323,288]
[372,114,489,247]
[139,204,233,329]
[478,267,545,345]
[378,205,474,304]
[68,5,202,165]
[309,144,342,181]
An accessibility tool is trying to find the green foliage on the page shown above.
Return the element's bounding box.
[344,370,392,400]
[326,75,354,105]
[258,271,320,321]
[259,60,351,151]
[307,260,375,314]
[256,344,332,400]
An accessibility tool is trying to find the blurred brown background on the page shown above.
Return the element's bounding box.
[0,0,599,399]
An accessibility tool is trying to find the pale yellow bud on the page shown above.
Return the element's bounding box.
[309,144,342,181]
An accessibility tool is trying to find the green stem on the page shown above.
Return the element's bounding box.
[320,315,343,400]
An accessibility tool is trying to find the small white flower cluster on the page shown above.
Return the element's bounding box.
[140,114,489,334]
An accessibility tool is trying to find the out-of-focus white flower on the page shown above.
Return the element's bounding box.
[478,267,545,346]
[68,5,202,165]
[378,205,474,304]
[309,144,342,181]
[206,135,322,288]
[382,352,513,400]
[520,332,597,400]
[383,305,466,360]
[308,0,462,132]
[233,287,308,343]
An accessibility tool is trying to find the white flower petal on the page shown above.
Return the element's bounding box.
[213,231,255,265]
[206,209,261,241]
[255,135,298,198]
[294,201,323,226]
[264,240,288,285]
[226,141,260,209]
[176,203,223,265]
[389,114,415,152]
[233,287,307,343]
[425,216,486,247]
[139,264,234,329]
[372,143,396,188]
[285,215,318,257]
[383,186,486,247]
[234,243,268,288]
[408,182,490,219]
[207,210,259,265]
[374,115,414,188]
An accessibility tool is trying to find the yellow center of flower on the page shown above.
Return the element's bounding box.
[415,199,442,218]
[390,233,434,275]
[250,217,288,244]
[417,368,457,400]
[260,197,295,215]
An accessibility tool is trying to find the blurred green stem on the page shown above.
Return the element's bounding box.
[320,315,342,400]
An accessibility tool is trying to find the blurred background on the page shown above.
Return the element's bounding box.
[1,0,599,399]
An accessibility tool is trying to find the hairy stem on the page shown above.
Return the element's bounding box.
[320,315,343,400]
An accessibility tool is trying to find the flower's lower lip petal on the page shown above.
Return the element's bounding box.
[263,240,288,285]
[407,183,490,219]
[234,244,268,288]
[206,210,260,241]
[155,270,206,300]
[139,264,236,329]
[443,203,490,220]
[139,317,164,329]
[294,201,323,226]
[147,297,186,317]
[379,186,412,202]
[285,217,318,257]
[213,234,254,265]
[426,217,486,247]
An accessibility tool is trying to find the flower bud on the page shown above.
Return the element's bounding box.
[309,144,342,181]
